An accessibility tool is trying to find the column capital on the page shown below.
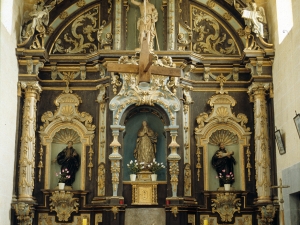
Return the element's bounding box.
[247,82,273,102]
[20,81,42,99]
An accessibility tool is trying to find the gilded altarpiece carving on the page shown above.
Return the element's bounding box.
[39,92,95,190]
[190,5,240,55]
[50,5,101,54]
[108,53,182,198]
[195,93,251,190]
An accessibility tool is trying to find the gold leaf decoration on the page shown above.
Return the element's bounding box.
[59,11,69,20]
[223,12,232,20]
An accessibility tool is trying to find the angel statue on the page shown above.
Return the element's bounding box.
[19,1,52,48]
[240,2,268,39]
[233,0,268,39]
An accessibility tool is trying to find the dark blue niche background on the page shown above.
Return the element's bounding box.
[123,112,167,181]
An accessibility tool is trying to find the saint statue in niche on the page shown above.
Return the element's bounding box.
[211,142,236,186]
[131,0,158,50]
[54,141,80,186]
[134,121,158,164]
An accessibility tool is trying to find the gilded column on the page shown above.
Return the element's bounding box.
[248,82,272,204]
[166,126,181,197]
[113,0,122,50]
[109,125,123,196]
[18,81,42,202]
[167,0,175,50]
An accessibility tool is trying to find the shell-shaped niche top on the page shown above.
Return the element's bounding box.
[40,92,95,132]
[52,128,81,144]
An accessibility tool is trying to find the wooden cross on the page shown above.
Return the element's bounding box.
[271,178,290,203]
[271,178,289,225]
[107,36,181,83]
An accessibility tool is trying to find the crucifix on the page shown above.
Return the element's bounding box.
[271,178,290,225]
[107,36,181,83]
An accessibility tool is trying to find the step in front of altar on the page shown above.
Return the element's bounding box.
[125,208,165,225]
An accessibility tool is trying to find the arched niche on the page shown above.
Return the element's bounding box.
[194,93,251,191]
[50,128,82,190]
[39,92,95,190]
[121,105,170,181]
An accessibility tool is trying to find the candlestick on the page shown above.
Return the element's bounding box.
[203,219,208,225]
[83,218,87,225]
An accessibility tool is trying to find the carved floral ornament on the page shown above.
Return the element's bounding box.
[211,193,241,222]
[52,6,99,54]
[191,6,238,55]
[49,191,79,221]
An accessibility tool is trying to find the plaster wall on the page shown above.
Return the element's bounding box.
[267,0,300,222]
[0,0,23,224]
[268,0,300,176]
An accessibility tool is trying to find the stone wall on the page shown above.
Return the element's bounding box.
[0,0,22,224]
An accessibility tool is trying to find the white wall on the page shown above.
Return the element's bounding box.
[267,0,300,222]
[267,0,300,179]
[0,0,22,224]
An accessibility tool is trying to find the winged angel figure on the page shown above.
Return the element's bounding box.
[235,1,267,39]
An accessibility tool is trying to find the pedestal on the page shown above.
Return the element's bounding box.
[131,182,158,205]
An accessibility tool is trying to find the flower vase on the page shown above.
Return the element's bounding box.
[58,182,65,190]
[130,174,136,181]
[224,184,231,191]
[151,174,157,181]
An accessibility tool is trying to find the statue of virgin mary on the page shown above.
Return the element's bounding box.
[133,121,158,164]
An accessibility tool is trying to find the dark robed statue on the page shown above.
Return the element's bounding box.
[134,121,158,164]
[211,143,236,186]
[56,141,80,186]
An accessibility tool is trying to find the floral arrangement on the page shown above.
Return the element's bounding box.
[148,159,165,174]
[56,168,71,183]
[127,160,144,174]
[217,170,234,184]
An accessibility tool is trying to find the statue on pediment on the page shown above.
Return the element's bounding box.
[131,0,158,50]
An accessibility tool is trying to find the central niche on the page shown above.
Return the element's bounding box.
[122,106,168,181]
